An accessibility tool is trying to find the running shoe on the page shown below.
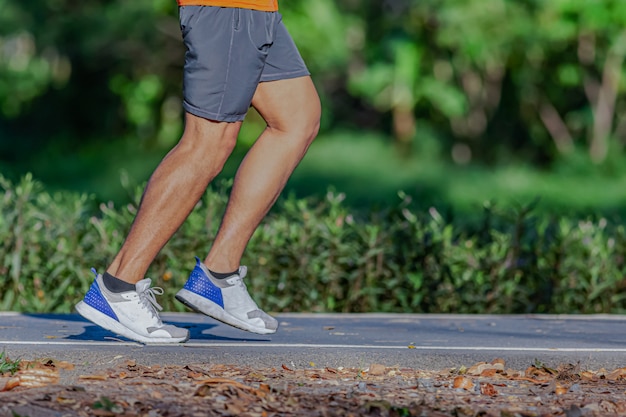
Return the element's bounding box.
[76,269,189,343]
[175,258,278,334]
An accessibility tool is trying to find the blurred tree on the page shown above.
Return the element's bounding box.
[523,0,626,164]
[345,0,626,165]
[1,0,625,172]
[0,0,183,158]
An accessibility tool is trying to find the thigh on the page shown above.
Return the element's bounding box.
[252,76,320,131]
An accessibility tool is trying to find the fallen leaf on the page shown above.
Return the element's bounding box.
[467,361,504,376]
[282,364,294,372]
[607,367,626,381]
[53,360,75,370]
[195,377,265,398]
[453,376,474,391]
[0,367,59,391]
[580,371,597,381]
[480,382,498,397]
[525,365,555,381]
[79,374,109,381]
[368,364,386,376]
[491,358,506,366]
[554,382,568,395]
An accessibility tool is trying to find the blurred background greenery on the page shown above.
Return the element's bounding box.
[1,0,625,216]
[1,0,626,314]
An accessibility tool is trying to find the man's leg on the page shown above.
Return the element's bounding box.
[205,75,321,272]
[174,75,319,334]
[77,113,239,343]
[107,113,241,283]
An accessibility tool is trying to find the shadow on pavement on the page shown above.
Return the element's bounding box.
[21,313,271,343]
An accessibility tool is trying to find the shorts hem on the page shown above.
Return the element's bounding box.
[260,69,311,83]
[183,101,246,122]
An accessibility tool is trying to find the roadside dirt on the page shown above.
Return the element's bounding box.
[2,357,626,416]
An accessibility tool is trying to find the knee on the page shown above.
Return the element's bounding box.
[302,95,322,142]
[177,114,240,173]
[272,98,321,145]
[298,112,321,146]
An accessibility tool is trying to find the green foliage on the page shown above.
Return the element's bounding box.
[92,396,123,413]
[0,350,20,375]
[2,174,626,315]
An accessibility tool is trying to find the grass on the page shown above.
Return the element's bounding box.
[0,350,20,375]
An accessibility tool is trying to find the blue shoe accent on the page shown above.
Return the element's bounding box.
[182,257,224,308]
[83,278,118,321]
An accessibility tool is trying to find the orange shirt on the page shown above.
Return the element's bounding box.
[177,0,278,11]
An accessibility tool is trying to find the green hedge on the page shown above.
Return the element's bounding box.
[1,174,626,314]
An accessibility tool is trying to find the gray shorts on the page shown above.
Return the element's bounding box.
[179,6,310,122]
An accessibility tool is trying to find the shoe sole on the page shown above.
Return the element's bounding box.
[75,301,189,344]
[175,289,276,335]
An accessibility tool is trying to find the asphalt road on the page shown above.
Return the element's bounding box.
[1,312,626,382]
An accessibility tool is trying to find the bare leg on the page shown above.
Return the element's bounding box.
[107,113,241,283]
[205,76,321,272]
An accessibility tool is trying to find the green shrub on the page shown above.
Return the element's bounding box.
[1,174,625,314]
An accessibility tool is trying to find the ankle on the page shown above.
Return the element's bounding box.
[102,272,136,293]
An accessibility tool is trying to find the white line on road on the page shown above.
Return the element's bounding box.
[1,340,626,352]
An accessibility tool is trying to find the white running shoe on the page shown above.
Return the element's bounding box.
[175,258,278,334]
[76,269,189,343]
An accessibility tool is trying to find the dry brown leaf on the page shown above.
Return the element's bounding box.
[509,376,548,385]
[194,376,267,401]
[467,361,504,376]
[453,376,474,391]
[554,382,568,395]
[38,359,75,370]
[480,382,498,397]
[79,374,109,381]
[56,395,76,405]
[282,364,294,372]
[525,366,554,381]
[606,367,626,381]
[467,362,488,375]
[504,368,523,377]
[248,372,267,381]
[368,364,386,376]
[580,371,597,381]
[491,358,506,367]
[0,367,59,391]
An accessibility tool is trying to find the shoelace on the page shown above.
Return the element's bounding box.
[235,266,249,289]
[138,287,164,319]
